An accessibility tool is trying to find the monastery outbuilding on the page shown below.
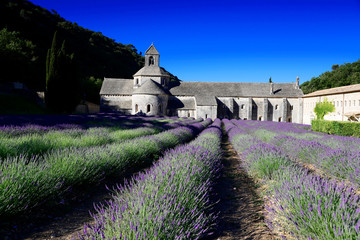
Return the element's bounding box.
[302,84,360,124]
[100,44,305,123]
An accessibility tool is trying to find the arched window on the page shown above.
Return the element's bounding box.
[258,116,262,121]
[149,56,154,65]
[275,104,279,110]
[241,104,245,109]
[287,117,292,122]
[135,104,139,113]
[278,117,282,122]
[205,114,208,119]
[135,78,139,85]
[146,104,151,113]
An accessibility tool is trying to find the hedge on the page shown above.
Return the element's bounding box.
[311,119,360,137]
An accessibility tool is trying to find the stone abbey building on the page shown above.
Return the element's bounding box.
[100,44,304,123]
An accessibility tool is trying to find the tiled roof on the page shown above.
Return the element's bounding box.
[303,84,360,97]
[168,81,303,106]
[168,97,196,109]
[133,80,168,95]
[133,66,170,77]
[100,79,304,107]
[100,78,133,95]
[145,44,159,55]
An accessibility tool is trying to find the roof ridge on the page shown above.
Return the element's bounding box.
[303,83,360,97]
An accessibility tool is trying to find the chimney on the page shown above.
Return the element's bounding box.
[295,76,299,89]
[270,82,274,94]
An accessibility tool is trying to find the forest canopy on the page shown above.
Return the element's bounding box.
[301,60,360,94]
[0,0,179,104]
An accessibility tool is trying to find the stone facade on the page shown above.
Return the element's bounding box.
[100,44,305,123]
[302,84,360,124]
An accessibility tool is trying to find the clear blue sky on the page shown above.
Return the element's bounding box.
[30,0,360,84]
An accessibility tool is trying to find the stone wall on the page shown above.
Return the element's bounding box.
[303,92,360,124]
[132,94,168,116]
[196,105,217,119]
[100,95,132,113]
[176,109,196,118]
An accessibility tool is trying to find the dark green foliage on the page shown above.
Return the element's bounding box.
[312,119,360,137]
[0,0,180,103]
[301,60,360,94]
[82,76,103,103]
[0,28,37,86]
[314,98,335,120]
[46,32,80,112]
[269,77,272,83]
[0,94,49,114]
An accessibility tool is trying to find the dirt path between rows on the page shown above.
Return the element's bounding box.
[22,179,117,240]
[207,135,274,240]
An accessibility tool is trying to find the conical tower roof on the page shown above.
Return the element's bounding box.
[133,79,167,95]
[145,44,159,55]
[133,66,170,77]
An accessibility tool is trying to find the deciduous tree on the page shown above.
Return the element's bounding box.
[314,98,335,120]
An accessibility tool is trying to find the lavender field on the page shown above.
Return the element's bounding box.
[1,114,360,239]
[225,119,360,239]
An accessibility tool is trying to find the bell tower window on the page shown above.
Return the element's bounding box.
[149,56,154,65]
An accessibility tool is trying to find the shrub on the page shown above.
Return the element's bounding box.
[312,119,360,137]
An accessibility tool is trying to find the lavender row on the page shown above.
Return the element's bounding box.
[236,119,360,152]
[0,127,159,159]
[224,120,360,239]
[236,120,360,188]
[0,114,185,137]
[0,119,210,219]
[0,117,202,160]
[79,119,222,239]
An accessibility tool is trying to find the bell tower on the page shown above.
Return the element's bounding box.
[145,43,160,67]
[133,43,170,88]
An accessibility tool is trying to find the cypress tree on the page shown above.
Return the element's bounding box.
[45,32,79,112]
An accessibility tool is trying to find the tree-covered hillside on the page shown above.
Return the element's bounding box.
[0,0,179,104]
[300,60,360,94]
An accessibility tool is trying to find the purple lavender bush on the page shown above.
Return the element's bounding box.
[267,165,360,239]
[78,119,222,239]
[224,120,360,239]
[0,117,201,159]
[0,120,210,219]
